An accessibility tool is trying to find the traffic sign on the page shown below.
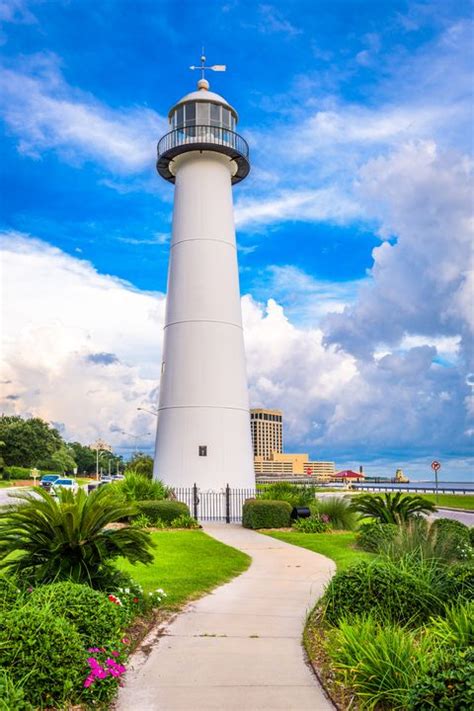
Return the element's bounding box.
[431,460,441,471]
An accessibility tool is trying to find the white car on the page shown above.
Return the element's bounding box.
[51,478,79,495]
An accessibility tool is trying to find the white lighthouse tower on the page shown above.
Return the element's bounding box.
[153,61,254,490]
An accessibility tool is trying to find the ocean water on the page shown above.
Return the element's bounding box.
[354,481,473,492]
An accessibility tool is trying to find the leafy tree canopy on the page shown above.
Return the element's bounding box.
[125,452,154,479]
[0,416,62,468]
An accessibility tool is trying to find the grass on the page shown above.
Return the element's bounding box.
[117,529,250,607]
[424,493,474,510]
[263,531,375,570]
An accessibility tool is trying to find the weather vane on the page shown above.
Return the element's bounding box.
[190,48,226,80]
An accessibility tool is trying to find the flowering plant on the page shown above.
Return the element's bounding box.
[112,579,167,620]
[82,642,128,702]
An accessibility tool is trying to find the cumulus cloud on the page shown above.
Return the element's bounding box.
[1,232,471,468]
[0,53,166,173]
[0,232,165,452]
[325,141,473,362]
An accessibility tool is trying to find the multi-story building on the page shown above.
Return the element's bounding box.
[250,408,335,481]
[250,409,283,459]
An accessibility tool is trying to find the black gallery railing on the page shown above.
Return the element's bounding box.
[157,125,249,160]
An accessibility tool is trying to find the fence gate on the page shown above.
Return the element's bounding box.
[173,485,256,523]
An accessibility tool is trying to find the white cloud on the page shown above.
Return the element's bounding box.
[1,232,471,468]
[0,232,165,451]
[0,53,166,173]
[235,187,362,229]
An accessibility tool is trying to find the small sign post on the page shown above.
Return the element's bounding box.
[431,460,441,504]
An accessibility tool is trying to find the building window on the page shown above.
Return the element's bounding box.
[198,446,207,457]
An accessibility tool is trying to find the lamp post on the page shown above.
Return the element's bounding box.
[90,439,112,481]
[121,431,151,454]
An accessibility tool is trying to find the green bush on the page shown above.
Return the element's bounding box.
[0,487,153,589]
[327,614,430,711]
[431,518,470,545]
[312,496,358,530]
[446,563,474,601]
[409,647,474,710]
[137,499,189,524]
[242,499,292,529]
[322,558,446,626]
[356,521,398,552]
[4,466,62,481]
[381,519,472,564]
[0,605,86,707]
[0,670,32,711]
[29,581,125,647]
[428,601,474,648]
[0,573,21,610]
[258,482,316,507]
[115,472,171,502]
[470,527,474,547]
[170,514,200,529]
[293,516,329,533]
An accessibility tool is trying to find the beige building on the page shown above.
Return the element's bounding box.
[250,409,335,480]
[254,452,335,480]
[250,409,283,459]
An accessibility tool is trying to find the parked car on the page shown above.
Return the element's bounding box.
[51,478,79,495]
[39,474,61,490]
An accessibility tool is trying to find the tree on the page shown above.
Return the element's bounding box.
[350,492,436,524]
[68,441,97,474]
[0,487,154,588]
[40,444,77,473]
[0,416,62,468]
[125,452,154,479]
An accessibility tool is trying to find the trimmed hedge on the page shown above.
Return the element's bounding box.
[29,581,125,647]
[242,499,292,529]
[356,521,398,552]
[431,518,471,547]
[3,466,63,481]
[136,499,189,524]
[322,559,446,626]
[0,606,86,707]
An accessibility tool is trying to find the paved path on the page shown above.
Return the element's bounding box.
[116,524,335,711]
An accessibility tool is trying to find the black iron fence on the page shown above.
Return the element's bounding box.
[172,485,256,523]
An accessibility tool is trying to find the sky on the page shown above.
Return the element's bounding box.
[0,0,473,480]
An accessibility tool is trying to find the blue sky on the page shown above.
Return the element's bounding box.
[1,0,473,480]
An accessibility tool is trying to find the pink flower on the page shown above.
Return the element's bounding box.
[111,650,119,657]
[83,675,94,688]
[121,637,130,645]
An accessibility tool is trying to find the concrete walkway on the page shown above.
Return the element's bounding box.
[116,524,336,711]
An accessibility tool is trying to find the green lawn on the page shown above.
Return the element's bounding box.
[117,530,250,608]
[264,531,374,570]
[426,493,473,510]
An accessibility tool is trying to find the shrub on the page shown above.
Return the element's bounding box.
[327,615,430,711]
[381,519,471,564]
[0,670,32,711]
[114,472,171,502]
[4,465,62,481]
[313,496,358,530]
[322,558,446,626]
[431,518,470,545]
[408,647,474,710]
[356,521,398,552]
[350,492,436,523]
[258,482,316,507]
[428,600,474,648]
[137,499,189,524]
[131,513,152,529]
[293,516,329,533]
[28,581,125,647]
[446,563,474,601]
[470,527,474,547]
[242,499,292,529]
[0,573,21,610]
[0,605,86,707]
[170,514,200,529]
[0,487,154,589]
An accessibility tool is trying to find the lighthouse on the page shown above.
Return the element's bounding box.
[153,62,254,490]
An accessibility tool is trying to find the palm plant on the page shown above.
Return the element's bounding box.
[0,486,154,588]
[114,471,171,502]
[312,496,358,530]
[350,492,436,524]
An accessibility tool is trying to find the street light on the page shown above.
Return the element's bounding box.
[90,439,112,481]
[137,407,158,417]
[121,431,151,454]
